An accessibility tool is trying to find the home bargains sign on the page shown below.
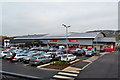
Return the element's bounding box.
[69,40,78,42]
[49,40,57,42]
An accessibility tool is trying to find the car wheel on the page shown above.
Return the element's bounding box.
[69,59,72,61]
[39,62,43,65]
[18,59,21,62]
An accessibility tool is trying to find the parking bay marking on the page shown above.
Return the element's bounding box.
[58,72,78,77]
[23,64,30,66]
[53,75,75,80]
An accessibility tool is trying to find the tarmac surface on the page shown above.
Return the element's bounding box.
[1,51,119,80]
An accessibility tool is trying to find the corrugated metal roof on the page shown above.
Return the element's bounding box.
[69,32,99,38]
[14,32,101,39]
[93,37,116,42]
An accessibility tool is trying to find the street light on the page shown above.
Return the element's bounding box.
[62,24,70,55]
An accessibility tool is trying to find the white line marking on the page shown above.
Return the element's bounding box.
[58,72,78,77]
[53,75,75,80]
[62,70,79,73]
[81,62,92,70]
[37,63,50,68]
[39,68,60,71]
[23,64,29,66]
[14,63,17,64]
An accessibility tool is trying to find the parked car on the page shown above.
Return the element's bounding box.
[100,48,105,52]
[29,56,52,66]
[49,48,57,52]
[5,52,15,60]
[0,51,10,59]
[69,50,77,55]
[61,54,76,61]
[23,52,44,63]
[11,53,28,62]
[76,50,85,56]
[44,52,64,61]
[91,47,97,54]
[85,50,94,56]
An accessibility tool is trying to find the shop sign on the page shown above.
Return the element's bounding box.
[49,40,57,42]
[69,40,78,42]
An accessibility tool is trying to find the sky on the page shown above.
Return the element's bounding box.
[1,0,118,37]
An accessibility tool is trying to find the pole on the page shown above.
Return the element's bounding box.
[62,24,70,55]
[96,37,97,52]
[66,27,68,54]
[33,39,34,47]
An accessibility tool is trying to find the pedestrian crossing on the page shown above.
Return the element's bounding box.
[51,70,79,80]
[51,67,81,80]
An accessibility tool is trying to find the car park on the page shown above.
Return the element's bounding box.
[61,54,76,61]
[29,56,52,66]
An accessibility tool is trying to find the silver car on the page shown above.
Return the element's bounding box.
[23,52,45,63]
[29,56,52,66]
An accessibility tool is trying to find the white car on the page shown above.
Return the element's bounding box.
[0,51,10,58]
[12,53,28,61]
[61,54,76,61]
[44,52,64,58]
[85,50,94,56]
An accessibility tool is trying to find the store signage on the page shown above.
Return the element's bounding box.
[69,40,78,42]
[49,40,57,42]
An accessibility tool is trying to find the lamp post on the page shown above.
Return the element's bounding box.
[62,24,70,55]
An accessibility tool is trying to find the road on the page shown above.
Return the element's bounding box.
[2,59,58,80]
[76,51,118,79]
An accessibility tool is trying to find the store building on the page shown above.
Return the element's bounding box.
[9,32,116,51]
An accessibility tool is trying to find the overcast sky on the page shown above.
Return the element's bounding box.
[1,1,118,36]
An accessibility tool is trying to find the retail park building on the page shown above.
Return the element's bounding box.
[5,32,116,51]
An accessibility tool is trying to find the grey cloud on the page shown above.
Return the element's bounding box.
[2,2,118,36]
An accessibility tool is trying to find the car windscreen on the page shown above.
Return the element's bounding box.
[68,55,73,57]
[62,55,67,57]
[38,57,45,59]
[31,57,37,60]
[3,52,10,54]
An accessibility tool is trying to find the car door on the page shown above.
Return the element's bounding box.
[44,57,50,63]
[41,57,47,63]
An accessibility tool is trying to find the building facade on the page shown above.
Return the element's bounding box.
[9,32,116,51]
